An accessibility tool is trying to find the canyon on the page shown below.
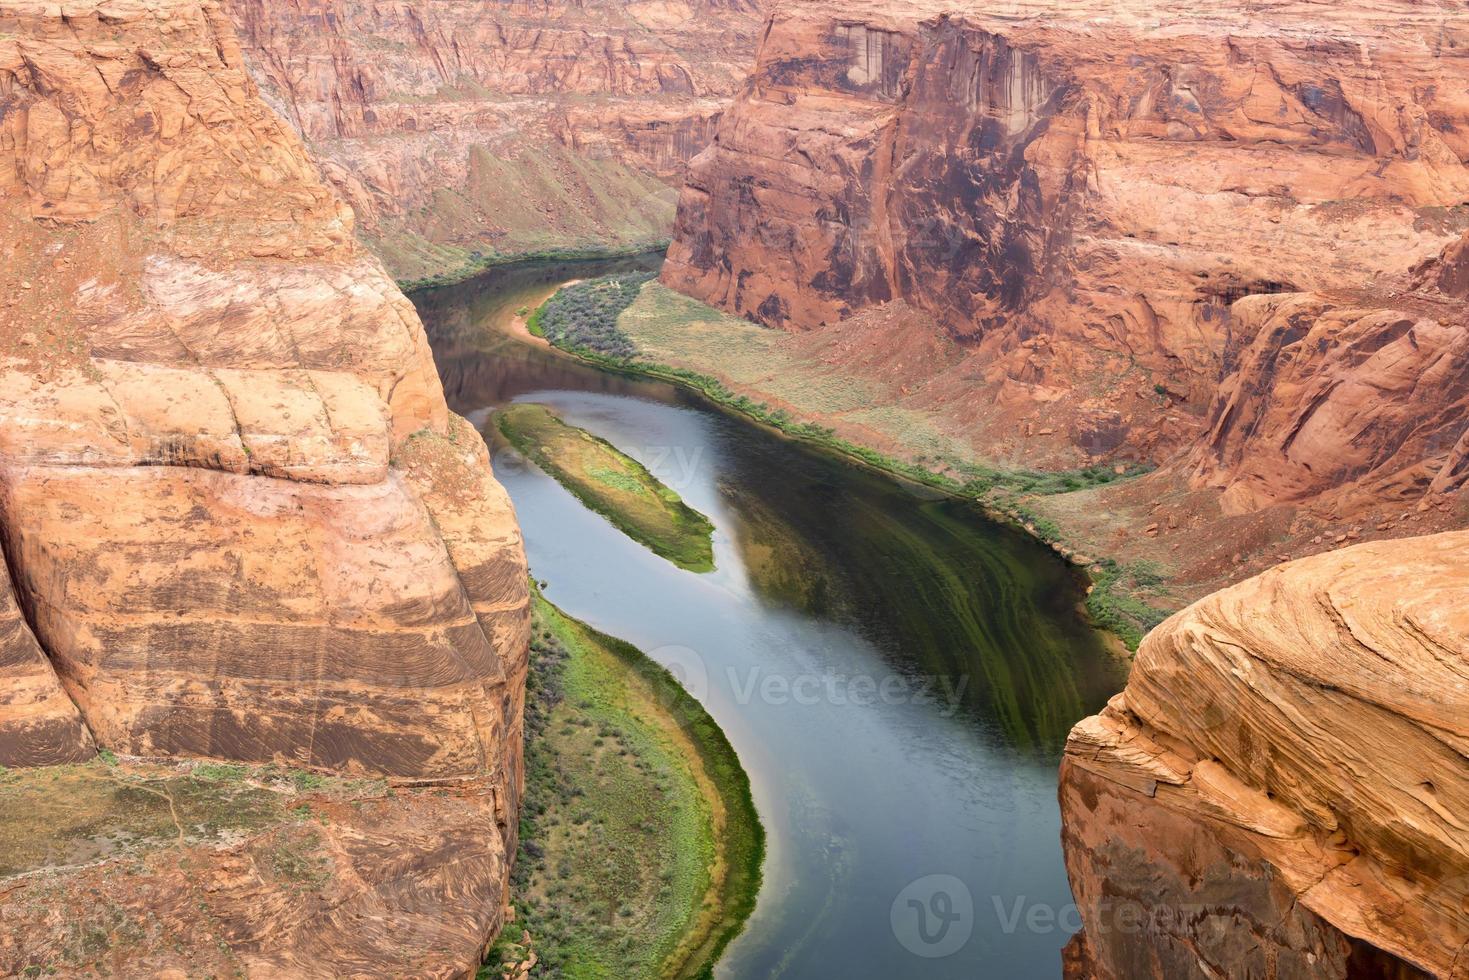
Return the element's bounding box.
[0,0,528,972]
[653,0,1469,975]
[224,0,767,283]
[662,0,1469,602]
[0,0,1465,975]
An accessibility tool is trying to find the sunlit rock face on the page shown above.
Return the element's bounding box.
[0,556,94,767]
[661,5,1469,972]
[223,0,768,281]
[0,0,530,971]
[1060,531,1469,980]
[663,0,1469,509]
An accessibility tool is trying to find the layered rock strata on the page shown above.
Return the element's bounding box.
[663,0,1469,515]
[1061,531,1469,979]
[0,558,94,767]
[0,0,529,970]
[224,0,766,281]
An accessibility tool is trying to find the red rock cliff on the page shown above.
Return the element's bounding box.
[0,0,529,970]
[662,6,1469,970]
[663,0,1469,495]
[223,0,767,281]
[1061,531,1469,979]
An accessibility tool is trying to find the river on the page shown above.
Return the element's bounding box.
[412,255,1126,979]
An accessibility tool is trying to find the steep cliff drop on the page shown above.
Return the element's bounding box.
[647,2,1469,973]
[660,0,1469,602]
[0,0,529,973]
[223,0,767,283]
[1060,532,1469,979]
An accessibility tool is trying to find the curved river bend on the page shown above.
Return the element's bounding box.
[413,256,1126,979]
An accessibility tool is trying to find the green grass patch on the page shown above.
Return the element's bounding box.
[497,403,715,572]
[525,303,546,337]
[483,592,763,979]
[191,763,248,783]
[526,278,1169,647]
[1084,560,1175,651]
[961,461,1154,499]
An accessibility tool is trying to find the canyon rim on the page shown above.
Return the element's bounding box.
[1,0,529,973]
[1,0,1467,977]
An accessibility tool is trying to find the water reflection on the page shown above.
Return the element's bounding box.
[413,258,1126,978]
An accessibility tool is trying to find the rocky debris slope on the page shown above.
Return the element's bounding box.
[0,761,508,978]
[663,0,1469,502]
[0,0,528,971]
[224,0,766,282]
[1060,530,1469,979]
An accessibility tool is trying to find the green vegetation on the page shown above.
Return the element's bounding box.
[289,769,327,792]
[526,302,546,337]
[497,403,715,572]
[191,762,248,783]
[957,461,1153,500]
[397,241,672,294]
[484,592,763,980]
[527,278,1176,649]
[526,272,653,358]
[1083,560,1174,651]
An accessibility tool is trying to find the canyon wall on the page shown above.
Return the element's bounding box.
[660,5,1469,972]
[663,0,1469,504]
[224,0,766,282]
[1061,531,1469,979]
[0,0,528,971]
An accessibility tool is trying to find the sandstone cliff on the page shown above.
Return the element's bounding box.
[657,13,1469,966]
[224,0,766,282]
[661,0,1469,605]
[0,0,529,972]
[1061,531,1469,979]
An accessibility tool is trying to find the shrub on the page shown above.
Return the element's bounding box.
[531,273,654,357]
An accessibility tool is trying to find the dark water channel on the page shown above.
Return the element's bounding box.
[413,255,1126,979]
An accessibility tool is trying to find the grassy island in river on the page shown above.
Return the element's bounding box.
[484,592,763,979]
[496,402,716,573]
[525,274,1172,649]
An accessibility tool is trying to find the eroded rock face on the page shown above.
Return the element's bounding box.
[223,0,766,280]
[0,0,529,970]
[1060,531,1469,979]
[1191,291,1469,518]
[0,558,94,767]
[663,0,1469,499]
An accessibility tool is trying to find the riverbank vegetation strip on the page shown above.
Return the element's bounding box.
[396,240,672,294]
[485,592,763,979]
[524,274,1172,648]
[497,402,716,573]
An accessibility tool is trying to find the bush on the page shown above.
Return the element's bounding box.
[531,273,654,357]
